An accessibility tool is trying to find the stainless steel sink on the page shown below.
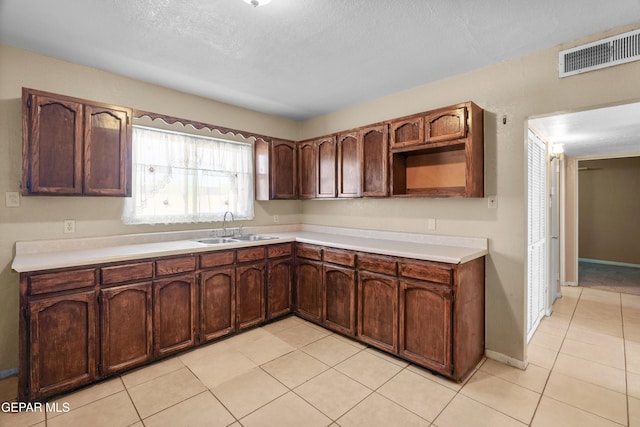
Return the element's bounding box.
[195,234,279,245]
[231,234,278,242]
[196,237,237,244]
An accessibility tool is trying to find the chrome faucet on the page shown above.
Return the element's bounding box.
[222,210,234,237]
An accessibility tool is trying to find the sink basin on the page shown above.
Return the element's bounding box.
[196,237,236,245]
[231,234,278,242]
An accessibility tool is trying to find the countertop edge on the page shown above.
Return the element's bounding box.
[12,229,488,273]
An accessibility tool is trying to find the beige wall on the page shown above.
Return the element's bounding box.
[0,44,302,373]
[578,157,640,265]
[1,21,640,373]
[300,23,640,364]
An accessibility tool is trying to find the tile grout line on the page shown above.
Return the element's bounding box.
[527,287,581,425]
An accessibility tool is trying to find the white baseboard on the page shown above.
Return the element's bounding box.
[0,368,18,380]
[579,258,640,269]
[563,281,578,287]
[485,350,528,370]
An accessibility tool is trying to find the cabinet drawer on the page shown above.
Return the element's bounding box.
[296,244,322,261]
[200,250,235,269]
[101,262,153,285]
[155,256,196,276]
[398,260,452,285]
[267,243,293,259]
[29,269,96,295]
[323,248,356,267]
[357,253,397,276]
[237,246,265,263]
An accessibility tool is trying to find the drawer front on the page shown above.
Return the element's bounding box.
[357,253,397,276]
[101,262,153,285]
[267,243,293,259]
[323,248,356,267]
[29,269,96,295]
[155,256,196,277]
[200,250,235,269]
[237,246,266,263]
[296,244,322,261]
[398,260,452,285]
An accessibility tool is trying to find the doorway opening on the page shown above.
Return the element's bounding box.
[528,101,640,313]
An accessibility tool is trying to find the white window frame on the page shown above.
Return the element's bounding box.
[122,125,254,225]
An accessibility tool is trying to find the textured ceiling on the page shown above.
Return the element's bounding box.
[2,0,640,122]
[530,102,640,157]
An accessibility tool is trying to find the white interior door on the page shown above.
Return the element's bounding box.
[527,129,548,341]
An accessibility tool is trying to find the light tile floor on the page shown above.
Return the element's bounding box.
[1,285,639,426]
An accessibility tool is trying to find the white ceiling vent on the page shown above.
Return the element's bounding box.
[559,29,640,78]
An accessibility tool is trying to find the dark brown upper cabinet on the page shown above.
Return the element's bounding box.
[390,101,483,198]
[390,116,424,149]
[255,138,297,200]
[337,131,362,198]
[316,136,337,198]
[297,140,317,199]
[22,88,131,197]
[361,125,389,197]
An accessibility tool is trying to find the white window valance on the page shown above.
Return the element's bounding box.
[122,126,254,225]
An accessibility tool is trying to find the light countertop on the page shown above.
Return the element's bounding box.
[12,225,488,273]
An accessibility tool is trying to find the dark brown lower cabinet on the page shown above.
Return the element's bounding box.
[153,274,196,357]
[295,259,323,322]
[267,258,293,320]
[323,264,356,336]
[236,263,266,330]
[399,280,453,373]
[357,271,398,353]
[28,290,98,400]
[100,282,152,375]
[200,267,236,342]
[18,243,484,401]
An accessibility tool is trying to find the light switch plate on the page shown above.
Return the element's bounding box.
[427,218,436,231]
[488,196,498,209]
[5,192,19,207]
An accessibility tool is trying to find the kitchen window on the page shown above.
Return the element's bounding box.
[122,125,254,225]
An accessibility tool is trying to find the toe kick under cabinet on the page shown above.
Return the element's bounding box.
[294,243,485,382]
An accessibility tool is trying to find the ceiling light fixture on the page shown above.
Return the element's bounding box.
[243,0,271,7]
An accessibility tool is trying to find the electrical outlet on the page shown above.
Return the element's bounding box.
[273,215,279,223]
[5,192,19,207]
[63,219,76,234]
[488,196,498,209]
[427,218,436,231]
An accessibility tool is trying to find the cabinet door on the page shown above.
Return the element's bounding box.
[153,274,196,357]
[362,125,389,197]
[425,106,467,143]
[298,141,317,199]
[236,263,266,330]
[267,258,293,320]
[271,140,297,199]
[324,264,356,336]
[295,259,323,322]
[399,280,453,374]
[390,116,424,149]
[200,268,236,342]
[84,104,131,196]
[100,282,152,375]
[23,92,84,195]
[357,272,398,353]
[317,136,337,198]
[337,131,362,198]
[28,290,97,399]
